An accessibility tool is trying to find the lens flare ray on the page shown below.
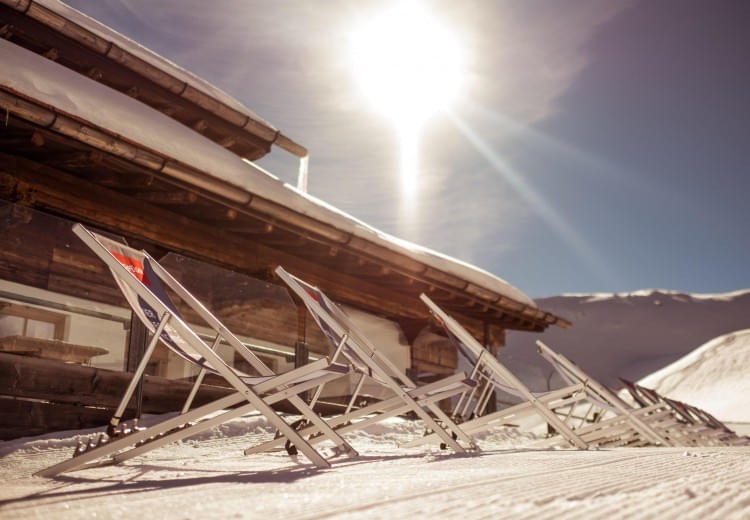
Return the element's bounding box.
[448,110,622,287]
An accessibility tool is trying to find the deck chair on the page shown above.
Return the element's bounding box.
[679,403,750,446]
[244,267,478,456]
[620,380,750,447]
[533,342,674,448]
[677,402,750,445]
[619,381,713,445]
[404,295,589,450]
[35,224,357,477]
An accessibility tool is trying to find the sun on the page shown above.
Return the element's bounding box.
[349,2,464,201]
[350,2,464,127]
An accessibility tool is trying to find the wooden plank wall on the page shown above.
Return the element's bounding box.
[412,340,457,375]
[0,203,331,356]
[0,353,237,440]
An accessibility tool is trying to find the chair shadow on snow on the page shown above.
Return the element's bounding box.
[2,449,475,510]
[0,462,320,510]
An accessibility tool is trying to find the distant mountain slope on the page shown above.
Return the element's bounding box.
[637,329,750,422]
[501,289,750,390]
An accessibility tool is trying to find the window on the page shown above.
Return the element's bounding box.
[0,303,66,341]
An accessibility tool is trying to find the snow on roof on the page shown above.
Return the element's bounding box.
[36,0,276,131]
[0,38,536,308]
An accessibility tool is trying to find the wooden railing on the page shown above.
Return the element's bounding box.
[0,352,234,440]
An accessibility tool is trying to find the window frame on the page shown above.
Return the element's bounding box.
[0,302,67,341]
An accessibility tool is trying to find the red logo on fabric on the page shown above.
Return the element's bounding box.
[109,250,148,285]
[304,288,321,303]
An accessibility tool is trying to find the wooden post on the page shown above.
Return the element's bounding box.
[482,321,497,414]
[125,313,148,418]
[294,300,309,400]
[294,299,309,368]
[294,341,309,368]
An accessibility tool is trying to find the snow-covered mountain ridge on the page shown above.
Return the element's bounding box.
[502,289,750,390]
[559,288,750,302]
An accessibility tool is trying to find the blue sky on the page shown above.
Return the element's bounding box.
[66,0,750,298]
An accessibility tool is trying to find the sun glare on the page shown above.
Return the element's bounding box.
[350,2,463,124]
[350,2,464,200]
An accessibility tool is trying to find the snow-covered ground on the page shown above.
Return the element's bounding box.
[3,292,750,518]
[638,329,750,422]
[2,414,750,520]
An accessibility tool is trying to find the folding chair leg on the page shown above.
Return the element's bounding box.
[578,403,595,428]
[287,395,359,457]
[406,395,466,452]
[192,342,332,468]
[459,377,483,418]
[111,373,345,467]
[453,360,483,417]
[475,381,495,417]
[307,384,324,412]
[181,333,222,414]
[35,391,246,477]
[344,373,366,415]
[426,402,476,447]
[245,378,472,456]
[308,334,348,411]
[452,390,468,418]
[109,311,170,433]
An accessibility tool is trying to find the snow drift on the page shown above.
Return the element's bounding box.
[638,329,750,422]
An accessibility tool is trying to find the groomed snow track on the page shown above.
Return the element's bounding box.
[1,418,749,519]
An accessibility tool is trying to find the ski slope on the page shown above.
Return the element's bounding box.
[1,415,749,519]
[638,329,750,422]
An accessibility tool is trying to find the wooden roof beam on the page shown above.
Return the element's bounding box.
[89,171,155,190]
[45,151,105,169]
[29,130,44,147]
[134,190,198,205]
[192,119,208,133]
[86,67,103,81]
[218,135,237,148]
[158,104,179,117]
[228,223,275,235]
[42,47,57,61]
[0,151,430,321]
[0,23,14,39]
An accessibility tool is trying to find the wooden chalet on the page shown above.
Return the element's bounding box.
[0,0,570,439]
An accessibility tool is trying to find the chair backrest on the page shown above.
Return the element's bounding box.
[73,224,230,374]
[536,348,578,387]
[439,321,488,371]
[420,294,521,388]
[276,267,402,387]
[441,325,536,398]
[535,344,633,415]
[686,404,729,431]
[664,397,698,424]
[420,293,558,402]
[619,379,651,407]
[635,383,662,405]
